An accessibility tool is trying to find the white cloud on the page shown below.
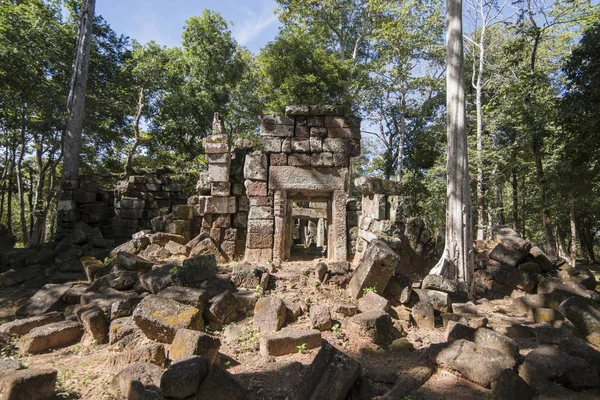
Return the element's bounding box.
[233,1,279,46]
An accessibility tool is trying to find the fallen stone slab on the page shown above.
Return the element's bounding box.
[433,339,517,388]
[80,286,137,310]
[148,232,186,246]
[347,239,399,299]
[0,264,44,288]
[170,329,221,364]
[18,321,83,354]
[489,243,529,267]
[445,320,476,342]
[380,366,434,400]
[0,368,57,400]
[559,296,600,336]
[253,296,286,333]
[345,311,395,346]
[115,251,154,272]
[0,359,22,372]
[110,362,163,400]
[75,305,109,344]
[538,277,591,299]
[196,363,247,400]
[354,176,403,196]
[231,263,269,289]
[160,356,210,399]
[358,291,390,313]
[260,329,322,356]
[412,289,451,312]
[519,345,599,391]
[16,284,71,316]
[157,286,207,310]
[109,343,166,369]
[333,302,358,317]
[310,304,333,331]
[292,340,360,400]
[558,337,600,367]
[0,312,64,337]
[140,256,217,294]
[88,270,138,291]
[133,295,203,343]
[528,246,555,272]
[109,317,142,346]
[491,369,534,400]
[491,226,532,253]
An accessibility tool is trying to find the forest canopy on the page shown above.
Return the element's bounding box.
[0,0,599,262]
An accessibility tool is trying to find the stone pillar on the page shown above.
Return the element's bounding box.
[285,201,293,260]
[332,190,348,261]
[316,218,325,247]
[272,190,287,266]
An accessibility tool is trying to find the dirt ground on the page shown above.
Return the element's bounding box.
[1,257,600,399]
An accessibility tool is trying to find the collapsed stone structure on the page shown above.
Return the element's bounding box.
[243,105,361,264]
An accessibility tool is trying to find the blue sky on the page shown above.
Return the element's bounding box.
[96,0,282,53]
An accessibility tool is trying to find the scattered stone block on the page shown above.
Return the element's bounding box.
[254,297,287,332]
[110,297,142,320]
[558,337,600,367]
[559,297,600,336]
[231,264,268,289]
[433,339,517,388]
[421,275,459,294]
[109,317,142,346]
[292,340,360,400]
[165,240,189,256]
[489,243,529,267]
[358,291,390,313]
[0,368,57,400]
[0,360,22,372]
[528,246,555,272]
[445,320,476,342]
[170,329,221,363]
[347,239,399,299]
[260,329,322,356]
[18,321,83,354]
[519,345,599,391]
[160,356,210,399]
[204,291,238,328]
[196,364,247,400]
[108,344,166,369]
[157,286,207,310]
[310,304,332,331]
[345,311,395,346]
[115,251,154,272]
[110,362,163,400]
[333,302,358,317]
[473,327,519,359]
[491,369,534,400]
[411,301,435,330]
[75,305,108,344]
[133,295,203,343]
[16,284,71,316]
[0,312,64,337]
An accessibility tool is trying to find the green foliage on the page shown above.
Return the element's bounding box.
[297,343,307,354]
[363,286,377,294]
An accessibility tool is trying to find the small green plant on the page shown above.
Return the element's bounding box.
[224,360,232,368]
[254,285,264,298]
[102,257,111,267]
[297,343,307,354]
[331,322,341,332]
[363,286,377,295]
[301,268,311,276]
[312,280,321,287]
[169,265,180,275]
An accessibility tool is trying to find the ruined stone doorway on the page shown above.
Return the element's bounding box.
[290,200,328,261]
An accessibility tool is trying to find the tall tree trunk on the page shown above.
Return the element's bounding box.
[569,199,577,267]
[497,182,505,225]
[556,226,570,262]
[15,106,28,244]
[511,170,518,233]
[63,0,95,181]
[581,218,596,264]
[429,0,474,293]
[0,146,9,223]
[533,140,557,258]
[396,91,407,183]
[125,87,144,174]
[474,13,486,241]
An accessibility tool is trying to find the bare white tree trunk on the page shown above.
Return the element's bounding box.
[429,0,474,293]
[569,199,577,267]
[62,0,95,180]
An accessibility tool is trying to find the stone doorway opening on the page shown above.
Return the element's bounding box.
[290,199,329,261]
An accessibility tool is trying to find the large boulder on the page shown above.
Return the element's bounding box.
[16,284,71,316]
[0,312,64,337]
[115,251,153,272]
[347,239,399,299]
[133,295,203,343]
